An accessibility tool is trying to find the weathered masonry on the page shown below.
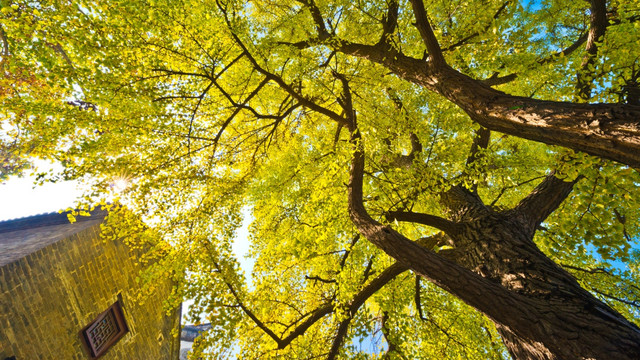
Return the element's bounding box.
[0,210,180,359]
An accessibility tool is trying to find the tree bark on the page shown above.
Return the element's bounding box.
[346,129,640,359]
[334,41,640,168]
[441,187,640,359]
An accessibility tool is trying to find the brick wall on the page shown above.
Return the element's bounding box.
[0,220,180,360]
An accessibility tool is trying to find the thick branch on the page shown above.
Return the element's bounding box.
[386,210,458,234]
[327,317,351,360]
[409,0,445,65]
[576,0,609,100]
[511,172,579,232]
[346,126,640,360]
[380,0,399,44]
[465,127,491,194]
[297,0,329,37]
[332,40,640,167]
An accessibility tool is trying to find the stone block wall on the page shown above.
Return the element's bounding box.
[0,219,180,359]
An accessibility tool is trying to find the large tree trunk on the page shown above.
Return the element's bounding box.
[346,130,640,359]
[440,186,640,359]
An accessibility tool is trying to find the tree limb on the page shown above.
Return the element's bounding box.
[289,1,640,168]
[215,239,408,350]
[409,0,445,65]
[379,0,399,45]
[333,71,355,126]
[332,39,640,167]
[592,289,640,310]
[489,175,547,208]
[576,0,609,100]
[414,276,469,349]
[511,171,580,233]
[297,0,329,37]
[380,311,408,359]
[345,121,547,343]
[218,3,348,127]
[482,30,590,87]
[0,25,9,57]
[465,127,491,194]
[385,210,458,234]
[327,316,351,360]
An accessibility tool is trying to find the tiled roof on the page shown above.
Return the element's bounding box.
[0,208,108,267]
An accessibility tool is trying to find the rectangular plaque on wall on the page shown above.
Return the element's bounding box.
[81,301,128,358]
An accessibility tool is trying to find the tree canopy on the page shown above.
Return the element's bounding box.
[2,0,640,359]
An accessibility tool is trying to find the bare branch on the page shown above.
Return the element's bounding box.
[561,264,612,276]
[540,31,590,66]
[151,68,212,80]
[592,289,640,310]
[210,77,270,157]
[414,276,471,349]
[305,275,336,284]
[489,175,547,208]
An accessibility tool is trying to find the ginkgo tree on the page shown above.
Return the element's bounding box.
[2,0,640,359]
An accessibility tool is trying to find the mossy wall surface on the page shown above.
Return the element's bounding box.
[0,221,180,360]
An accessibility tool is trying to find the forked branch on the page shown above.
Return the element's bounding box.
[213,240,408,351]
